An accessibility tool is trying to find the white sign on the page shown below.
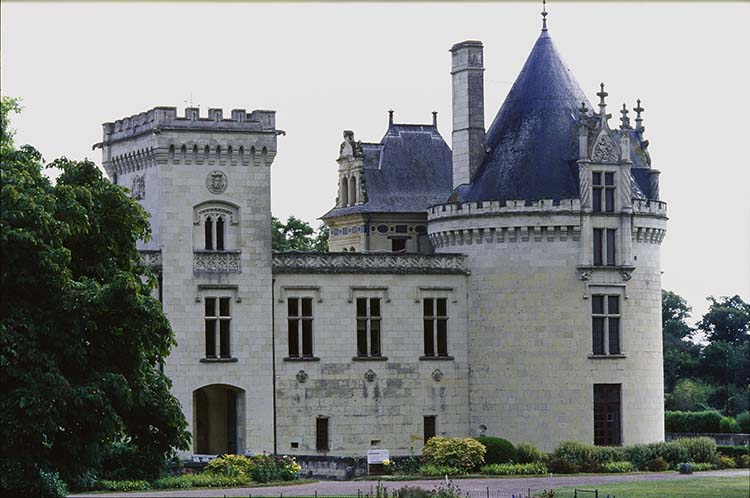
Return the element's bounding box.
[367,449,390,464]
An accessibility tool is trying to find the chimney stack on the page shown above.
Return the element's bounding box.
[450,40,485,189]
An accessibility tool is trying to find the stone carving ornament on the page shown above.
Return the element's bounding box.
[592,133,619,163]
[432,369,444,382]
[296,370,308,383]
[206,170,228,194]
[131,174,145,200]
[364,369,376,382]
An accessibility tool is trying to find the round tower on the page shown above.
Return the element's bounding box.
[430,24,667,450]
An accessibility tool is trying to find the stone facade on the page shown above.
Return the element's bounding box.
[99,18,667,473]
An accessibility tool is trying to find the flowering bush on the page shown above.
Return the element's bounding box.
[422,437,486,472]
[204,454,255,478]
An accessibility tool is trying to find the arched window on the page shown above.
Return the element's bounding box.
[239,146,245,163]
[216,146,222,161]
[181,144,187,162]
[349,176,357,205]
[205,216,214,250]
[227,145,233,162]
[341,177,349,207]
[168,144,175,161]
[216,216,225,251]
[192,145,198,162]
[204,145,210,161]
[350,246,356,252]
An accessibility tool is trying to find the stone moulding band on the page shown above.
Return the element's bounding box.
[429,225,582,248]
[193,250,241,274]
[272,252,469,275]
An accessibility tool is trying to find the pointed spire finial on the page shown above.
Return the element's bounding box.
[432,111,438,128]
[541,0,548,31]
[579,101,589,117]
[633,99,645,132]
[388,109,394,126]
[596,83,609,125]
[619,103,631,130]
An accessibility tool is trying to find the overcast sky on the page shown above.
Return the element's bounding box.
[2,2,748,322]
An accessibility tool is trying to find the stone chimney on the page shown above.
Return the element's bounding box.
[450,40,485,189]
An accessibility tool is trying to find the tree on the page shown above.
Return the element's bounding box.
[0,98,189,496]
[272,215,328,252]
[697,295,750,344]
[661,290,700,391]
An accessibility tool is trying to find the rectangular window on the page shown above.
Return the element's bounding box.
[592,171,615,213]
[424,415,437,443]
[356,297,382,357]
[591,295,621,355]
[423,298,448,357]
[593,228,616,266]
[316,417,329,451]
[205,297,231,358]
[391,239,406,252]
[287,298,313,358]
[594,384,622,446]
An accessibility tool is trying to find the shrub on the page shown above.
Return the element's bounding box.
[645,457,669,472]
[480,462,548,476]
[516,442,546,464]
[737,411,750,433]
[553,441,598,471]
[547,458,579,474]
[601,461,635,473]
[418,464,465,476]
[735,454,750,468]
[205,454,255,478]
[389,456,421,475]
[717,455,736,469]
[717,445,749,458]
[675,437,717,463]
[720,416,740,433]
[247,454,300,482]
[397,486,433,498]
[690,462,716,471]
[152,473,252,489]
[474,437,517,465]
[98,480,151,492]
[422,437,486,471]
[100,440,166,481]
[651,441,689,467]
[622,444,654,470]
[664,410,722,433]
[39,470,69,498]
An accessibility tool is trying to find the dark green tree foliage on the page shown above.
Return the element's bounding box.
[697,295,750,345]
[474,437,517,465]
[272,215,328,252]
[661,290,700,392]
[0,98,189,496]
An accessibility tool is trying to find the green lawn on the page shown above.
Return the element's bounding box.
[551,476,750,498]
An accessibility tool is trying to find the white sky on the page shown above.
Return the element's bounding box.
[2,2,749,322]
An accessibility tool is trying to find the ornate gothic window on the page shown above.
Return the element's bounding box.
[193,202,240,252]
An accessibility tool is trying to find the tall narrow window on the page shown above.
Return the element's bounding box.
[594,384,622,446]
[593,228,616,266]
[592,172,615,213]
[356,298,381,357]
[316,417,329,451]
[592,295,621,355]
[423,298,448,357]
[424,415,437,443]
[205,297,231,358]
[391,239,406,253]
[205,216,214,250]
[288,298,313,358]
[216,216,225,251]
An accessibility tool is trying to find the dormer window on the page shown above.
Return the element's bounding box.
[592,172,615,213]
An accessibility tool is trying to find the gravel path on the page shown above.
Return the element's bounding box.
[72,469,748,498]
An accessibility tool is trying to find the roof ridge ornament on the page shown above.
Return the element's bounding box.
[633,99,645,133]
[597,82,609,126]
[541,0,548,32]
[619,103,631,130]
[388,109,394,127]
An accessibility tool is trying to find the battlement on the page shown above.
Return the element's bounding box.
[428,198,581,221]
[102,106,277,145]
[632,198,668,217]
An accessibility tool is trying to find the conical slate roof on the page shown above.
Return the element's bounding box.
[457,30,591,203]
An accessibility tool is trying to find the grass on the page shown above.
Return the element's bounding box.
[550,476,750,498]
[79,478,318,495]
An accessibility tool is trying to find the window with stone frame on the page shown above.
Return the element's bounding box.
[204,214,226,251]
[424,415,437,443]
[316,417,329,451]
[592,172,615,213]
[423,298,448,357]
[591,294,621,355]
[287,297,314,358]
[593,228,616,266]
[205,297,231,358]
[356,297,382,357]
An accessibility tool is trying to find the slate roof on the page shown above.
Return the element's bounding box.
[457,30,591,204]
[321,123,453,219]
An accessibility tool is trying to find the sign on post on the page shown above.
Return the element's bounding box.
[367,449,389,464]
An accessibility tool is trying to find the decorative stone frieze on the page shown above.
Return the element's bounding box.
[139,249,162,270]
[131,174,145,200]
[193,250,241,273]
[272,252,469,275]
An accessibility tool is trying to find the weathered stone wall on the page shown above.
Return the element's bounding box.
[273,270,470,458]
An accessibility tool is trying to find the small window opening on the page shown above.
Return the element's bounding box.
[316,417,329,451]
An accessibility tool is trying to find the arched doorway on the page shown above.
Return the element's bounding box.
[193,384,245,455]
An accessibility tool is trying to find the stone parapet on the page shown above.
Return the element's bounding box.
[193,250,241,273]
[632,198,668,218]
[428,198,581,221]
[140,249,162,270]
[272,252,469,274]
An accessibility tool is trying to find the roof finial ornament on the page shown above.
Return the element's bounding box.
[541,0,548,32]
[633,99,645,133]
[596,82,609,125]
[388,109,394,127]
[579,101,589,118]
[619,103,631,130]
[432,111,438,128]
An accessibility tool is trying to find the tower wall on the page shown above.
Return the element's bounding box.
[428,200,666,451]
[101,107,279,456]
[451,40,485,189]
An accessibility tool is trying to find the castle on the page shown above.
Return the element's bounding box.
[97,12,667,476]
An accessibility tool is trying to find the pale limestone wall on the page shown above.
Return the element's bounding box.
[273,272,470,457]
[327,214,431,254]
[428,208,666,451]
[102,107,278,456]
